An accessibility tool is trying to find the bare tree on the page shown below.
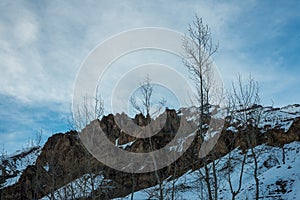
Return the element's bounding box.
[48,86,105,199]
[129,74,168,199]
[225,141,248,200]
[71,85,104,131]
[130,75,153,119]
[227,74,262,200]
[130,75,166,120]
[182,15,218,116]
[170,162,179,200]
[35,130,43,147]
[182,14,219,200]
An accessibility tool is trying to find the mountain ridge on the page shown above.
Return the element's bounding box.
[1,104,300,199]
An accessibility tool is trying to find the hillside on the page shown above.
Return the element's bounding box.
[116,141,300,199]
[1,104,300,199]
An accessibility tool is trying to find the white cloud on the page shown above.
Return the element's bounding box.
[0,0,299,154]
[0,0,299,108]
[14,16,38,47]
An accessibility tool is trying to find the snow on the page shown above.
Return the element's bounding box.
[212,107,227,119]
[114,137,136,149]
[114,141,300,200]
[204,130,220,141]
[112,105,300,199]
[43,163,49,172]
[226,126,238,133]
[228,105,300,133]
[2,176,21,188]
[280,104,300,114]
[118,140,136,149]
[3,105,300,199]
[168,146,177,152]
[234,142,300,199]
[0,146,41,189]
[186,114,197,122]
[40,173,107,200]
[169,132,196,152]
[182,106,227,123]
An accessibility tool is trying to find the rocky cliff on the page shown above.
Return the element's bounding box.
[1,105,300,199]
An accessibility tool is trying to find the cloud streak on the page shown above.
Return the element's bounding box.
[0,0,300,153]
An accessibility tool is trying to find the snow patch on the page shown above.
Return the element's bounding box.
[118,140,136,149]
[0,146,41,189]
[43,163,49,172]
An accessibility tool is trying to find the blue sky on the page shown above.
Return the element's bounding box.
[0,0,300,153]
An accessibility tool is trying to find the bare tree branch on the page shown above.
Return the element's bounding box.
[182,14,219,200]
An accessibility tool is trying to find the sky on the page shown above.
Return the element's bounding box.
[0,0,300,154]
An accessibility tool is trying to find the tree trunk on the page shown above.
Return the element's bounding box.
[212,160,218,200]
[204,162,213,200]
[251,148,259,200]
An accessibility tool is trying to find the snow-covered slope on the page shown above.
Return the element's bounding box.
[258,104,300,132]
[115,141,300,200]
[40,104,300,199]
[0,146,41,189]
[40,173,107,200]
[1,105,300,200]
[181,104,300,133]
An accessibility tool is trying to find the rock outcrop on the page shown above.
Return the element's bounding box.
[1,105,300,199]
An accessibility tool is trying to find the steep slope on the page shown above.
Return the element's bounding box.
[116,141,300,200]
[0,104,300,199]
[0,146,41,189]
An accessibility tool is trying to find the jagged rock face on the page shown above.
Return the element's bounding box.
[285,118,300,142]
[0,146,40,188]
[0,110,182,200]
[0,131,104,199]
[1,106,300,200]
